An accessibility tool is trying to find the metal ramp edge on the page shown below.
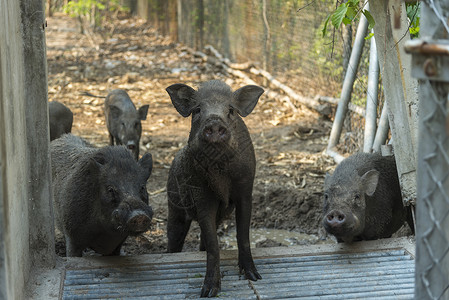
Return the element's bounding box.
[27,236,416,299]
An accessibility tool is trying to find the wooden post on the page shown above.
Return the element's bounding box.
[1,0,55,298]
[369,0,419,206]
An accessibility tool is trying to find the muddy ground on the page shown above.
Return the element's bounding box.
[46,13,409,257]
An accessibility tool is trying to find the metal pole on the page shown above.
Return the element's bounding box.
[371,101,390,153]
[0,159,5,300]
[327,3,369,151]
[363,32,379,153]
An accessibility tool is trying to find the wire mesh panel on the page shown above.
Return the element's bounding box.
[176,0,346,96]
[416,80,449,299]
[412,1,449,299]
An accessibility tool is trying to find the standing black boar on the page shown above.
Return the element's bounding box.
[48,101,73,141]
[322,152,413,243]
[166,80,264,297]
[104,89,149,160]
[51,134,153,257]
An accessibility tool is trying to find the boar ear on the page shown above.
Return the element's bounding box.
[324,173,333,188]
[166,84,197,117]
[109,106,122,120]
[232,85,264,117]
[138,153,153,179]
[361,169,379,196]
[92,152,106,165]
[89,152,106,174]
[324,173,331,184]
[138,105,149,120]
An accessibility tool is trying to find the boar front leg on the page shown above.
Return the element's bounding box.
[109,133,115,146]
[234,188,261,281]
[65,235,83,257]
[197,196,221,298]
[108,240,125,256]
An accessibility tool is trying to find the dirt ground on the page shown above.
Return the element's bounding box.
[46,13,372,257]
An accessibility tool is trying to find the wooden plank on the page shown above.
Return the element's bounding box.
[370,0,419,206]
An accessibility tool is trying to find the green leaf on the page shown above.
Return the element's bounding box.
[362,10,375,30]
[331,3,349,29]
[346,7,357,21]
[342,17,352,26]
[409,26,420,35]
[364,32,374,40]
[322,14,331,37]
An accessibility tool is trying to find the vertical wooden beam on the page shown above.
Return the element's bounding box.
[369,0,419,205]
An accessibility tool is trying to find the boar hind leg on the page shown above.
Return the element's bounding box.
[406,206,415,235]
[167,207,192,253]
[200,233,206,251]
[234,192,261,281]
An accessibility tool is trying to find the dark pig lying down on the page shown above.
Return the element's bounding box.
[51,134,153,256]
[322,152,414,243]
[166,80,264,297]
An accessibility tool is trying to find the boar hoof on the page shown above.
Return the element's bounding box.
[200,280,220,298]
[239,261,262,281]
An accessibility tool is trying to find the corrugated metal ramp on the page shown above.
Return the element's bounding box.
[61,237,415,299]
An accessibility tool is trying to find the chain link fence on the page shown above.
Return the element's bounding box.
[408,0,449,299]
[416,79,449,299]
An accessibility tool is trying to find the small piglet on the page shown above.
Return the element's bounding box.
[51,134,153,256]
[322,152,413,243]
[166,80,264,297]
[48,101,73,141]
[104,89,149,160]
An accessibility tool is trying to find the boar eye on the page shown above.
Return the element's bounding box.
[140,184,148,195]
[134,122,139,129]
[106,186,119,203]
[107,186,117,196]
[140,185,149,202]
[229,106,234,116]
[353,194,361,206]
[192,106,201,115]
[323,193,329,202]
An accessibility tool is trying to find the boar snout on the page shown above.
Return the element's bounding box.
[113,204,153,233]
[323,207,361,241]
[126,141,137,151]
[324,209,346,229]
[127,210,152,233]
[202,117,229,143]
